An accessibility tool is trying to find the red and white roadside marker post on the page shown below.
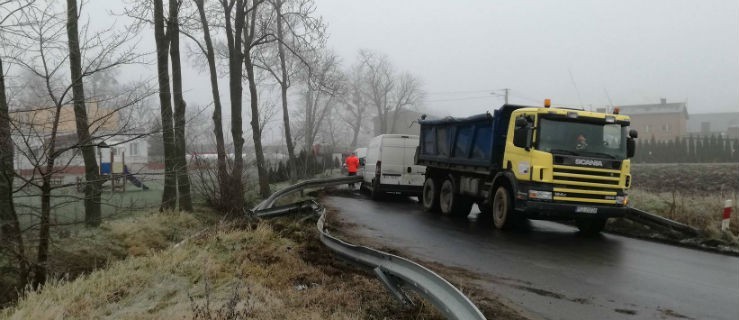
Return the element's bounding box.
[722,200,733,231]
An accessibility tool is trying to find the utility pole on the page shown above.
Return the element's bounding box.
[491,88,510,104]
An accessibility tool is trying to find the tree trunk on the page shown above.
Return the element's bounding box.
[34,175,51,288]
[168,0,193,211]
[33,101,63,289]
[225,0,246,213]
[154,0,177,211]
[0,57,28,287]
[66,0,102,227]
[245,52,270,198]
[274,0,297,183]
[194,0,228,206]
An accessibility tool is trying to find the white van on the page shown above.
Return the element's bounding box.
[362,134,425,199]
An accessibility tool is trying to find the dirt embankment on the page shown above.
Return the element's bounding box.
[5,211,502,319]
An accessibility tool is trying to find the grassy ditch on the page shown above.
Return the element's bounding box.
[1,213,463,319]
[609,163,739,251]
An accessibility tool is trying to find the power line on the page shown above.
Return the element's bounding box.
[425,95,497,103]
[425,89,501,96]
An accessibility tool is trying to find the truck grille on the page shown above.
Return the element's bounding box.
[551,165,622,205]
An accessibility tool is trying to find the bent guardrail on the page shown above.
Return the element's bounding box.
[626,208,700,237]
[251,177,486,320]
[252,175,362,212]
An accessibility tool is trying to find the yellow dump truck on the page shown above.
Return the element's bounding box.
[416,102,637,234]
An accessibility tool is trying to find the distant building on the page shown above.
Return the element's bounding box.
[10,102,149,173]
[687,112,739,138]
[617,99,688,141]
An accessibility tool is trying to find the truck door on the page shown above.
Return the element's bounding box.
[504,112,537,183]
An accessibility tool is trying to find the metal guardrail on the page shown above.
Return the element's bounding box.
[252,175,363,211]
[251,177,486,320]
[626,208,700,237]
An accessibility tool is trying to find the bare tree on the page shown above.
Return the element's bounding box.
[0,0,33,293]
[242,0,274,198]
[192,0,229,208]
[341,61,370,149]
[167,0,194,211]
[357,49,422,135]
[66,0,102,226]
[301,50,342,158]
[258,0,324,183]
[4,0,144,287]
[153,0,178,211]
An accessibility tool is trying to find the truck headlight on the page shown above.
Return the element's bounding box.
[616,196,628,205]
[528,190,552,200]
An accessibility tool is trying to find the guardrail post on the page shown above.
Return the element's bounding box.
[374,266,413,306]
[722,200,732,231]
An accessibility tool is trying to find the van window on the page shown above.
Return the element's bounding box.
[454,125,473,158]
[437,127,451,156]
[471,126,492,160]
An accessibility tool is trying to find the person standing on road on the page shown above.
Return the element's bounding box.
[345,152,360,190]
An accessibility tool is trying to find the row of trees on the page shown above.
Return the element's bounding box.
[633,135,739,163]
[1,0,424,294]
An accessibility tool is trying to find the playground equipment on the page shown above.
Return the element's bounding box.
[97,143,149,192]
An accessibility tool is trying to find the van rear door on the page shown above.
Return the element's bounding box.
[402,136,425,187]
[379,137,404,185]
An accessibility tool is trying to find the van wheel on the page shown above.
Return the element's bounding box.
[439,179,473,217]
[492,186,514,229]
[370,179,383,200]
[576,218,607,235]
[422,177,440,212]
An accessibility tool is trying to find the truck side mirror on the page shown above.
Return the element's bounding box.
[629,129,638,139]
[513,123,533,151]
[515,117,528,128]
[627,138,636,158]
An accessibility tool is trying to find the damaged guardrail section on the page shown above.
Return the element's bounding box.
[251,176,486,320]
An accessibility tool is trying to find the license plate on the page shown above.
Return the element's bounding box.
[576,206,598,214]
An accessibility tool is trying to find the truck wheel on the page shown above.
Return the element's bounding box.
[422,177,440,212]
[576,218,607,235]
[439,179,472,217]
[492,186,513,229]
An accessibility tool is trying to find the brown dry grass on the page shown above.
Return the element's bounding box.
[1,216,449,320]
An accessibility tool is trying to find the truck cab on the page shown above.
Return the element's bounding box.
[500,107,636,232]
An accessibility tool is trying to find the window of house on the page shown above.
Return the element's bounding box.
[130,143,139,156]
[662,123,670,132]
[645,125,651,133]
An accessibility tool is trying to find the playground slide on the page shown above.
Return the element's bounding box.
[124,166,149,190]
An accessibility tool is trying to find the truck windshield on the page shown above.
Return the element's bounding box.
[537,118,627,159]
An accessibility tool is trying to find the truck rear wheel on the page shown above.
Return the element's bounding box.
[439,179,473,217]
[422,177,440,212]
[576,218,607,235]
[492,186,514,229]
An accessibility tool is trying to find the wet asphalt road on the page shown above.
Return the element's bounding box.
[323,192,739,320]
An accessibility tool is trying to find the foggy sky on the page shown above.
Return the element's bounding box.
[84,0,739,120]
[314,0,739,116]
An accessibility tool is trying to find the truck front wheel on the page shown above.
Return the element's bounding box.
[422,177,440,212]
[492,186,513,229]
